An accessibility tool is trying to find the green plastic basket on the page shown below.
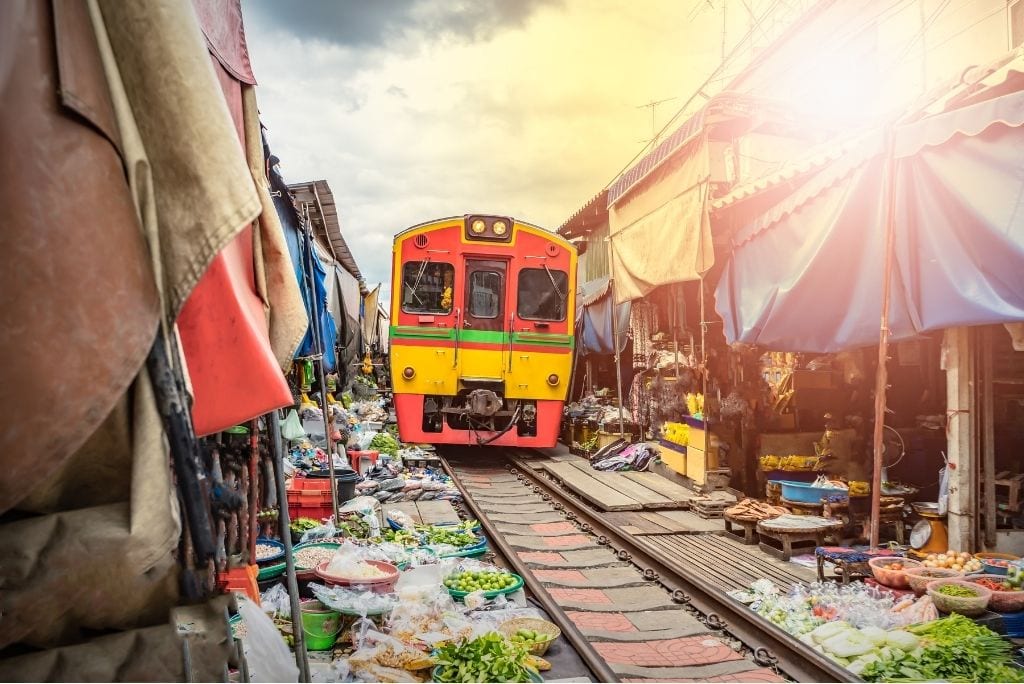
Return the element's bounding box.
[257,562,287,581]
[446,573,523,600]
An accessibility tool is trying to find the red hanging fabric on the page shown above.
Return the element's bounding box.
[176,16,291,436]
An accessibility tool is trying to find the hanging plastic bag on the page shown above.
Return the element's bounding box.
[237,596,299,683]
[937,454,950,516]
[281,409,306,442]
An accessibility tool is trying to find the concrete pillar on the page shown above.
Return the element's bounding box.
[944,327,977,551]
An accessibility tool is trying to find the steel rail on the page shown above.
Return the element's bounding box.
[438,456,621,684]
[506,452,859,684]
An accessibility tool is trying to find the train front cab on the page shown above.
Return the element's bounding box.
[390,215,576,447]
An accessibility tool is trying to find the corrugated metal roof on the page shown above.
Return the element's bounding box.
[288,180,364,284]
[557,189,608,239]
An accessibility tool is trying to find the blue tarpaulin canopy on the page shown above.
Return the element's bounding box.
[576,276,631,356]
[715,54,1024,352]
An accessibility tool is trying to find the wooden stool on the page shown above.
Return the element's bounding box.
[758,516,842,562]
[723,514,759,545]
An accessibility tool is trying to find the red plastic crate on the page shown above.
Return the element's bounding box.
[288,502,333,522]
[291,476,333,492]
[218,564,259,603]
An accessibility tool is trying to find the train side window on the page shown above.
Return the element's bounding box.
[469,271,502,318]
[517,268,568,321]
[402,261,454,314]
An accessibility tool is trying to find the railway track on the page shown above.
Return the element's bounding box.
[439,447,857,684]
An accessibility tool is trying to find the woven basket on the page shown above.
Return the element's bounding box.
[499,617,560,656]
[926,578,992,616]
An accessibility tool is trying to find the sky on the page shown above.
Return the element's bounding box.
[242,0,725,301]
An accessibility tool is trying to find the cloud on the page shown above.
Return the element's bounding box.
[242,0,723,302]
[244,0,561,50]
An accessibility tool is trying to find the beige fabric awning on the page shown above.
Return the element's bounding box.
[608,136,714,304]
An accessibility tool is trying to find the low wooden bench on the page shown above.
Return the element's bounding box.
[757,516,842,562]
[723,514,759,545]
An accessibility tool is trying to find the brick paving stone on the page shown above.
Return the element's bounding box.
[532,569,588,584]
[504,535,594,551]
[546,587,613,604]
[565,611,637,632]
[627,610,705,632]
[593,636,742,668]
[488,513,564,525]
[531,522,578,534]
[542,534,592,548]
[517,551,567,564]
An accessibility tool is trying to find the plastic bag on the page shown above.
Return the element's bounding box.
[349,629,435,671]
[237,596,299,682]
[300,517,338,544]
[281,409,306,442]
[261,584,292,619]
[937,454,950,516]
[309,582,398,616]
[387,510,415,531]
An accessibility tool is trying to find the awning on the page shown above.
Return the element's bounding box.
[607,132,713,304]
[575,277,631,356]
[715,52,1024,352]
[605,94,785,304]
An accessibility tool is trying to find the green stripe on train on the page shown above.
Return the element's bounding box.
[390,326,573,347]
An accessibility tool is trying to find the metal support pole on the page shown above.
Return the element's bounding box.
[302,214,340,522]
[269,411,310,682]
[870,132,898,549]
[607,237,626,437]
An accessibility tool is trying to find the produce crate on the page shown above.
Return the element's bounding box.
[290,476,333,492]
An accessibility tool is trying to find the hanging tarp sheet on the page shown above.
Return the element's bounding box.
[608,136,714,304]
[715,71,1024,352]
[363,285,381,348]
[296,238,338,370]
[337,265,363,327]
[575,277,631,355]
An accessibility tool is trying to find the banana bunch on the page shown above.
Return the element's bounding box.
[685,393,704,417]
[848,480,870,496]
[662,422,690,447]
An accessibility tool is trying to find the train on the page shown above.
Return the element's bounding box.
[389,214,577,447]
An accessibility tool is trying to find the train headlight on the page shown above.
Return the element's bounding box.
[471,219,486,234]
[403,366,416,380]
[547,373,559,386]
[493,220,507,236]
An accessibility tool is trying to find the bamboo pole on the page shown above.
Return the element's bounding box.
[870,132,898,549]
[268,411,310,682]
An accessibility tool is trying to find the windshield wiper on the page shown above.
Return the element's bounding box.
[542,264,565,318]
[407,258,431,306]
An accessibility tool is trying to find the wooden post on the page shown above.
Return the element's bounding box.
[982,327,996,548]
[607,237,626,437]
[945,327,977,552]
[869,131,898,549]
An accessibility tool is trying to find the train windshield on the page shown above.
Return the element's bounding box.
[401,260,454,314]
[517,268,568,321]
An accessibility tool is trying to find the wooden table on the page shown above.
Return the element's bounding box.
[723,514,759,545]
[757,516,842,561]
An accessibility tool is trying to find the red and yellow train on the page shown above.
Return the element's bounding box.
[390,215,577,447]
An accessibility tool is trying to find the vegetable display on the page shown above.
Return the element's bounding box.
[369,432,399,457]
[433,632,538,683]
[922,550,982,573]
[1008,561,1024,588]
[510,628,551,648]
[934,583,981,597]
[445,570,518,593]
[861,614,1024,682]
[422,527,479,548]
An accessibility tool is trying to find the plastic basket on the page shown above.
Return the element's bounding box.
[446,573,523,600]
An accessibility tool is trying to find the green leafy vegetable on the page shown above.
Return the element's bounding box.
[369,433,399,457]
[862,614,1024,683]
[433,632,537,683]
